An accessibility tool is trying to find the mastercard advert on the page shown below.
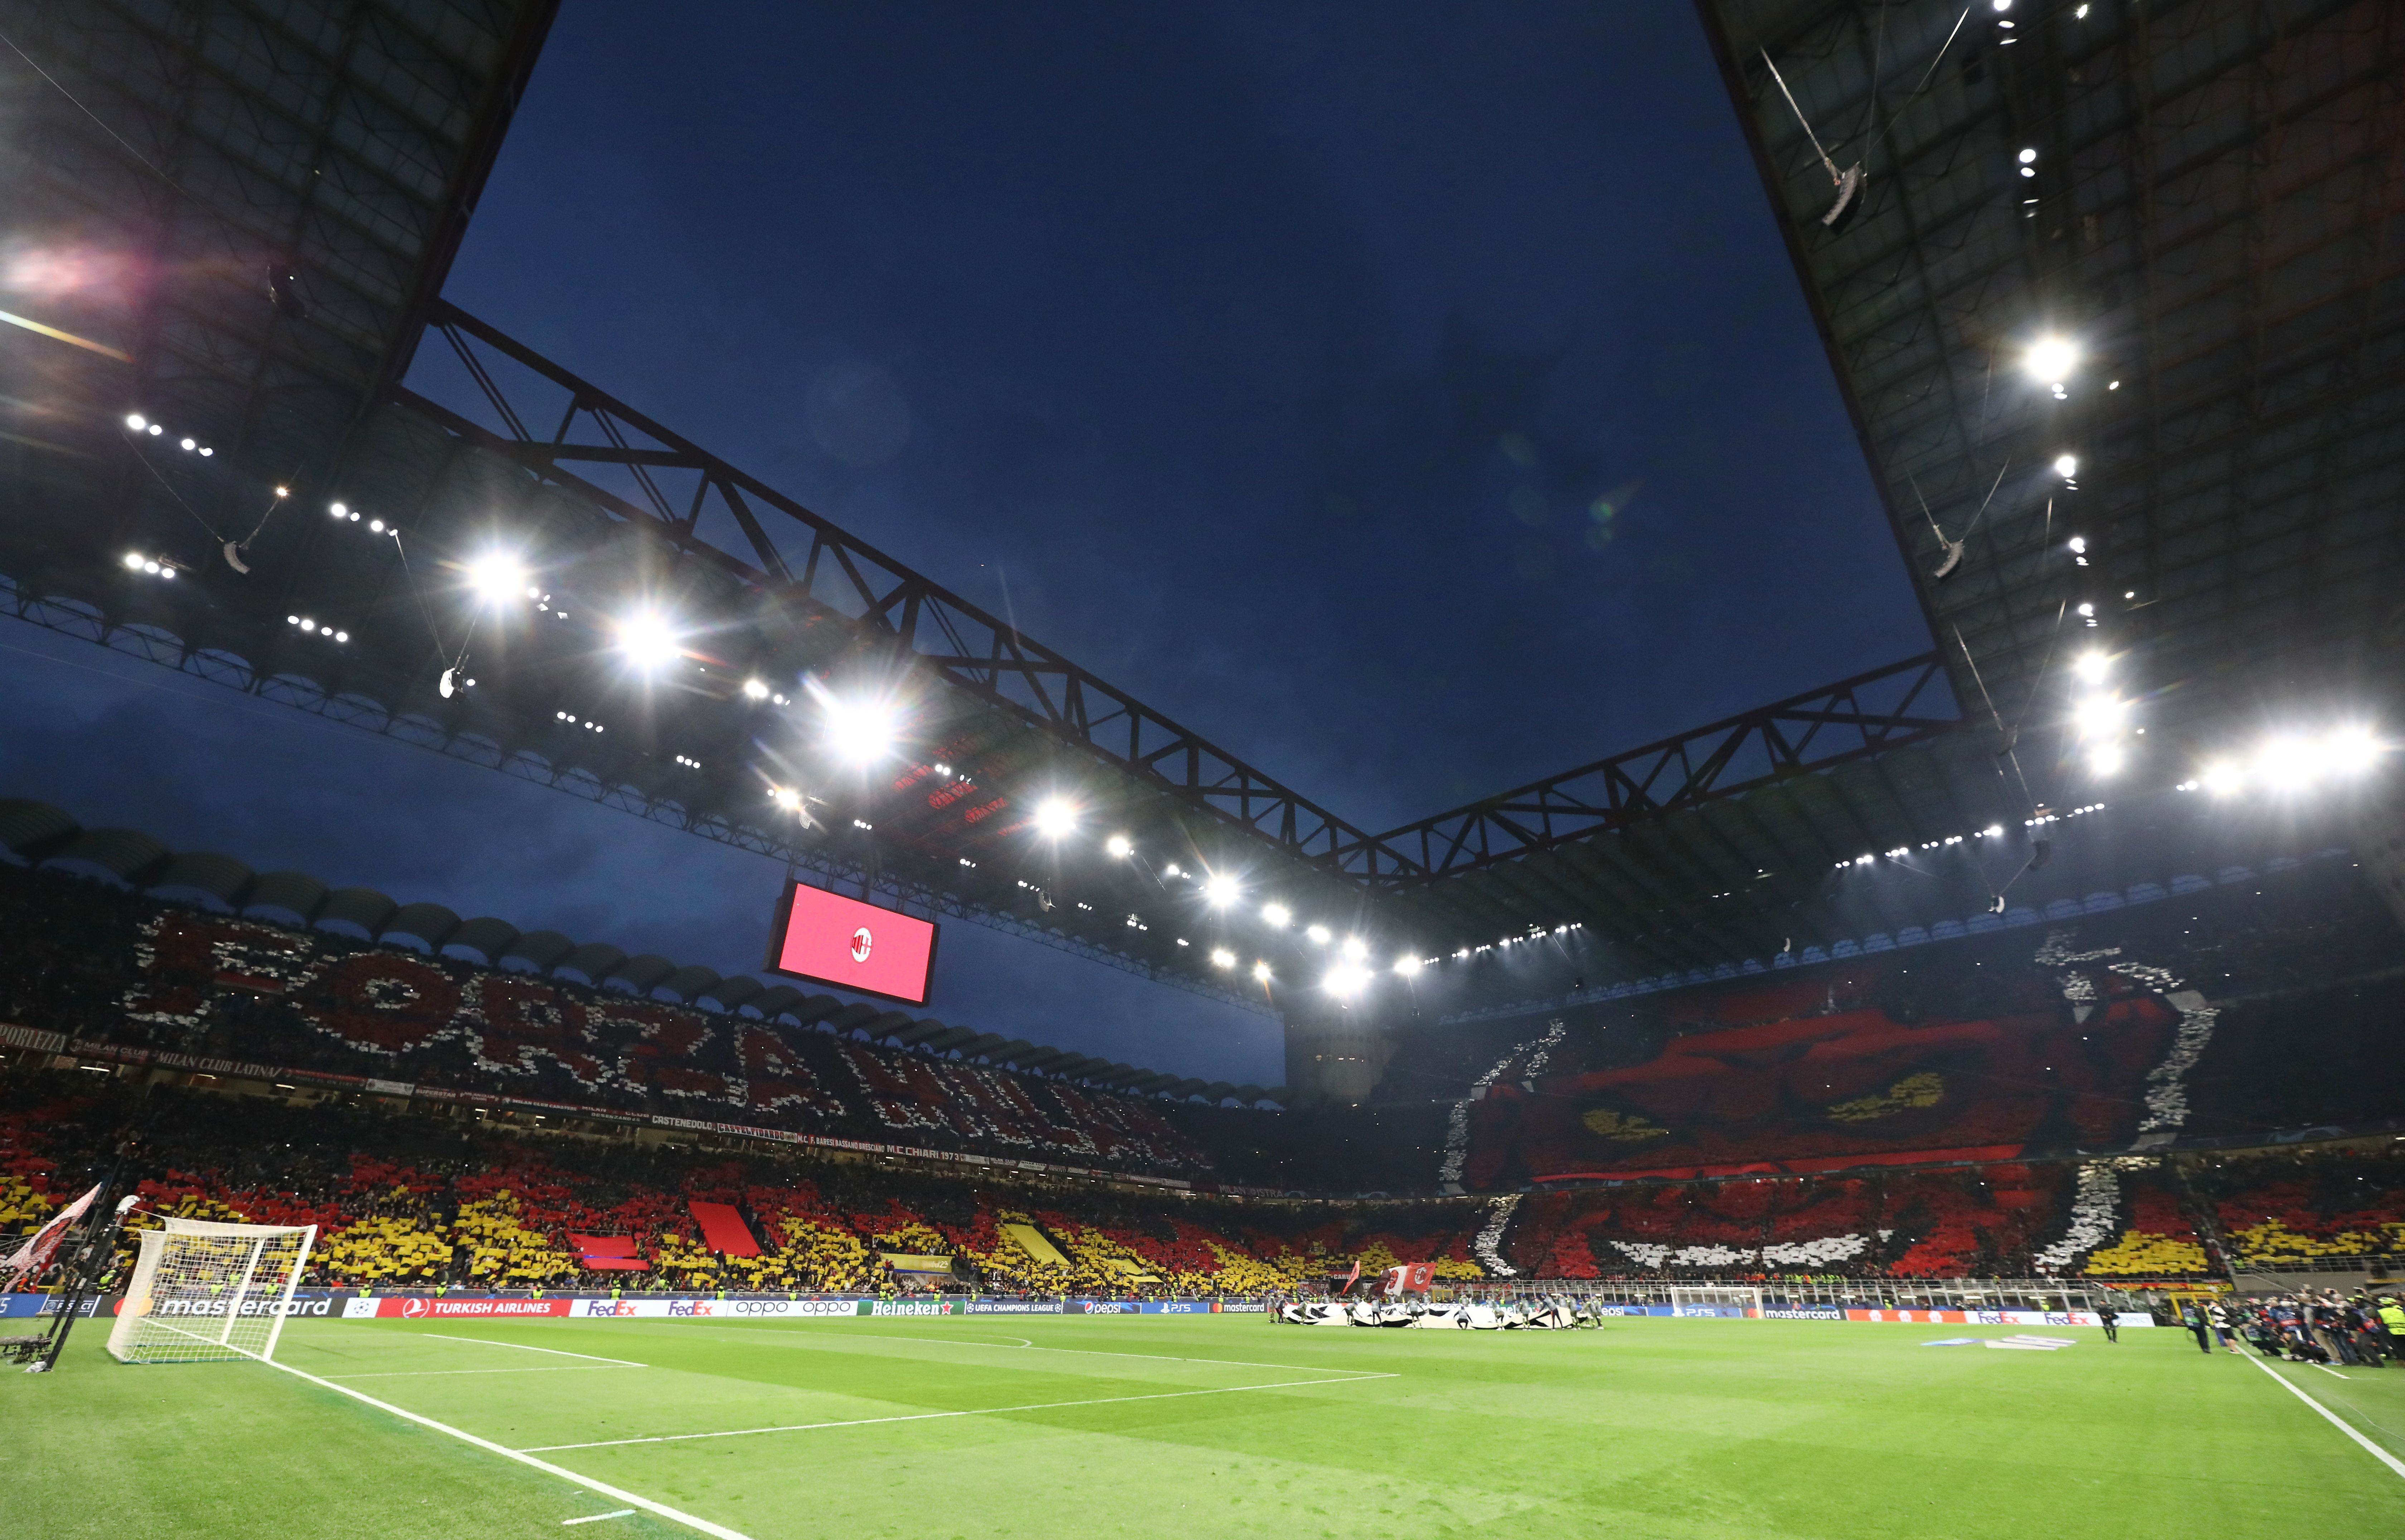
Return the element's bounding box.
[765,882,939,1006]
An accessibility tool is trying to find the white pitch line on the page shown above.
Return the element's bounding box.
[2313,1364,2352,1380]
[325,1365,647,1381]
[2246,1356,2405,1481]
[516,1371,1399,1454]
[256,1356,754,1540]
[563,1511,636,1526]
[418,1332,647,1368]
[846,1334,1363,1376]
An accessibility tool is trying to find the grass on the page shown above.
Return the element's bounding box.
[10,1313,2405,1539]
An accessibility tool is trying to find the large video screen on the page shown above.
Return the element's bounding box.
[764,882,939,1006]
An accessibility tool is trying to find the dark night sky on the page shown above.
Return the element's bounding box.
[0,3,1928,1086]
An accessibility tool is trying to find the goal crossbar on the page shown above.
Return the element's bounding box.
[106,1217,317,1365]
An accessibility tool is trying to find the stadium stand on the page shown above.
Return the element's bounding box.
[1455,857,2405,1187]
[2,851,2401,1296]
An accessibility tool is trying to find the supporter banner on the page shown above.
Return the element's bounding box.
[116,910,1210,1176]
[0,1022,68,1053]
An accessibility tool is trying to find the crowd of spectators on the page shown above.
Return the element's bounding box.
[0,1068,1488,1297]
[2196,1292,2405,1365]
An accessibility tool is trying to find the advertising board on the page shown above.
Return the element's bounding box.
[766,881,939,1005]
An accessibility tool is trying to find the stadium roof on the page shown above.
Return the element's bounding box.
[3,1,2394,1012]
[1692,0,2404,755]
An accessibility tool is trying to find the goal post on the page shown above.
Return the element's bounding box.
[106,1218,317,1365]
[1668,1285,1763,1314]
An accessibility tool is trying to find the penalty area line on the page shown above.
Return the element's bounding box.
[2246,1355,2405,1481]
[517,1371,1400,1453]
[257,1356,754,1540]
[418,1332,646,1367]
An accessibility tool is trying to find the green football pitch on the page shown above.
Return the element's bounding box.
[11,1313,2405,1539]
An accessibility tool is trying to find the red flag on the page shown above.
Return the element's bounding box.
[1,1182,100,1284]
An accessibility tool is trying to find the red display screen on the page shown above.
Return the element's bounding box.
[764,882,939,1006]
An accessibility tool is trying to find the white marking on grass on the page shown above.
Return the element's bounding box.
[419,1332,646,1367]
[516,1370,1399,1453]
[849,1334,1361,1376]
[325,1365,646,1381]
[2246,1356,2405,1481]
[256,1357,755,1540]
[563,1511,637,1526]
[2312,1364,2352,1380]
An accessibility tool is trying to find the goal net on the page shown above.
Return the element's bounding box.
[106,1217,317,1365]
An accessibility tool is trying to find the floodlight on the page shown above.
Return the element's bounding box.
[2091,745,2124,776]
[1304,924,1331,945]
[2017,147,2037,164]
[2023,335,2078,384]
[1162,863,1181,877]
[1034,797,1078,837]
[742,678,770,700]
[329,502,346,517]
[1393,954,1423,977]
[1203,873,1240,907]
[1251,960,1272,984]
[1983,824,2003,837]
[466,552,527,605]
[2076,602,2095,617]
[1106,834,1133,858]
[146,423,161,435]
[124,414,145,430]
[2253,737,2322,792]
[2199,760,2243,796]
[179,437,195,451]
[2054,454,2078,478]
[2072,696,2125,736]
[1210,947,1235,969]
[122,551,143,570]
[2326,725,2382,775]
[770,787,801,812]
[2067,535,2087,554]
[1340,936,1369,961]
[1324,964,1371,998]
[614,610,683,671]
[1261,902,1291,928]
[2071,651,2109,684]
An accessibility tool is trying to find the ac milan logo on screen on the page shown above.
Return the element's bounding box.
[850,927,873,964]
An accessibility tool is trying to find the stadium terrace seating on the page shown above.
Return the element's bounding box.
[4,1070,2402,1291]
[1457,859,2405,1187]
[0,1073,1497,1296]
[0,862,1222,1181]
